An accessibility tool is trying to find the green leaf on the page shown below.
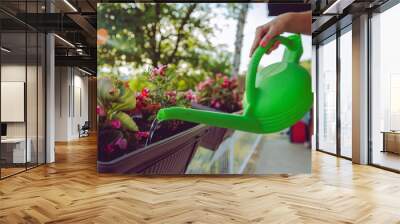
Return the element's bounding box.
[98,77,119,102]
[113,111,139,131]
[111,88,136,111]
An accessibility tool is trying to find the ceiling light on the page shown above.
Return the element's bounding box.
[1,47,11,53]
[78,67,93,76]
[63,0,78,12]
[54,34,75,48]
[323,0,341,14]
[323,0,354,15]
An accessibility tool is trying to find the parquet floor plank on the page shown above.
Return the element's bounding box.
[0,135,399,223]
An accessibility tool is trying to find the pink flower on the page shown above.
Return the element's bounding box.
[204,77,214,85]
[105,144,115,154]
[211,99,221,109]
[110,119,121,129]
[185,90,196,102]
[152,65,168,77]
[166,91,177,104]
[115,137,127,150]
[197,77,213,91]
[197,82,206,91]
[169,98,176,104]
[221,76,231,88]
[166,90,176,97]
[216,73,223,79]
[96,106,106,116]
[198,82,208,90]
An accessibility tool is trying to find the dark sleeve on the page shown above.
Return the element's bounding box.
[267,3,311,16]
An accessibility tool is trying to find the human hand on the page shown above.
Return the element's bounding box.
[249,13,292,57]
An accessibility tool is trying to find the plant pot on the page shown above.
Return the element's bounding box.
[97,124,209,174]
[191,103,235,151]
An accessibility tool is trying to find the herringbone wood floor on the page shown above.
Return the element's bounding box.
[1,135,400,224]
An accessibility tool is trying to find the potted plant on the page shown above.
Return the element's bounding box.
[97,65,209,174]
[194,73,243,150]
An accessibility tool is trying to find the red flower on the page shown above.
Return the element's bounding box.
[136,94,143,101]
[141,88,150,98]
[105,144,115,154]
[135,131,150,140]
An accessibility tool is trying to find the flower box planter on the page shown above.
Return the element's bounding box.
[191,103,235,151]
[97,124,209,174]
[200,126,234,151]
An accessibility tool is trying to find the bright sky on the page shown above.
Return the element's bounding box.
[209,3,311,74]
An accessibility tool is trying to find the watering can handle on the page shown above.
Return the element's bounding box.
[246,34,303,108]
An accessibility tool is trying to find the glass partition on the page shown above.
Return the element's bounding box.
[0,1,46,179]
[317,37,337,154]
[1,28,28,178]
[370,4,400,171]
[339,29,352,158]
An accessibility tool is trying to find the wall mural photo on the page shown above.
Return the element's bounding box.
[97,3,312,174]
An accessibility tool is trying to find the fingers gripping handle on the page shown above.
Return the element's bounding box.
[245,34,303,108]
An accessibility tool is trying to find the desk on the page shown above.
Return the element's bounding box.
[1,138,31,163]
[382,131,400,154]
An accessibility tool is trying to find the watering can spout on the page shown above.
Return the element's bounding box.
[157,107,262,133]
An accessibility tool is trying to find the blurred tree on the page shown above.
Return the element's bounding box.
[231,4,249,77]
[98,3,234,89]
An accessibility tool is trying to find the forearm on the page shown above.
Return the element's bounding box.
[280,11,312,35]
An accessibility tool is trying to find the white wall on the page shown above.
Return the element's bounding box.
[1,65,26,138]
[55,67,69,141]
[54,67,89,141]
[1,63,46,164]
[1,65,42,137]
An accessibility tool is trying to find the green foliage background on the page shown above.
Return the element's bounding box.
[98,3,235,90]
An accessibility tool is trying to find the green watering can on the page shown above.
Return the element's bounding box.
[156,34,313,134]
